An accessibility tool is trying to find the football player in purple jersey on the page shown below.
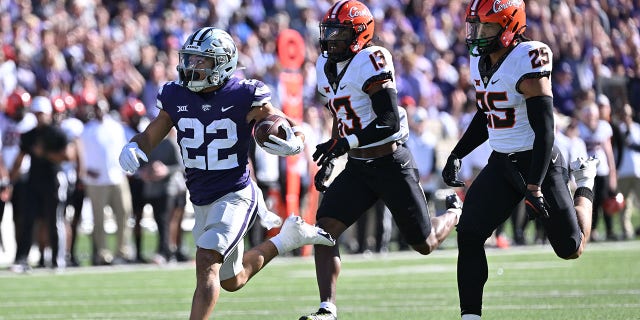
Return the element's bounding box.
[118,27,335,319]
[442,1,599,319]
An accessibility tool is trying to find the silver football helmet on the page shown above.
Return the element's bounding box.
[177,28,238,92]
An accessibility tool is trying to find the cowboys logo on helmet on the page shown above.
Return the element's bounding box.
[319,0,375,63]
[465,0,527,56]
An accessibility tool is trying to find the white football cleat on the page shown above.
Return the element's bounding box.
[570,156,599,189]
[272,214,336,253]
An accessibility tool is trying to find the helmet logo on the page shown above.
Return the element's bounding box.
[492,0,523,14]
[348,6,371,19]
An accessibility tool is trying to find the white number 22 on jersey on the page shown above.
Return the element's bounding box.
[177,117,238,170]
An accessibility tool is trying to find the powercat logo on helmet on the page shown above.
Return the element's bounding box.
[493,0,522,13]
[348,6,371,19]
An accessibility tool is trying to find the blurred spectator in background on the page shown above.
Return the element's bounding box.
[80,98,133,265]
[1,90,36,269]
[406,107,438,202]
[10,96,71,271]
[553,62,578,117]
[140,61,168,120]
[51,93,85,267]
[615,104,640,240]
[578,101,618,241]
[138,128,185,264]
[597,94,624,168]
[121,97,150,263]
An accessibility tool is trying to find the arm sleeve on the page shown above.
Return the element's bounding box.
[451,111,489,158]
[526,95,555,186]
[353,87,400,146]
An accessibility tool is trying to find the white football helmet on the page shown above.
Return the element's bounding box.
[177,27,238,92]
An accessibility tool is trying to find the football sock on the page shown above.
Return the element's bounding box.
[462,314,481,320]
[319,301,337,316]
[574,187,594,202]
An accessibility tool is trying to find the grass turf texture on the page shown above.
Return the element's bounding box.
[0,240,638,319]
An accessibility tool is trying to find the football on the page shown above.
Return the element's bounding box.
[253,114,290,148]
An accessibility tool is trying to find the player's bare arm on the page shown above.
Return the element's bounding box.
[130,109,174,155]
[518,76,553,98]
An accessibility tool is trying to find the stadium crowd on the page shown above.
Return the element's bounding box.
[0,0,639,270]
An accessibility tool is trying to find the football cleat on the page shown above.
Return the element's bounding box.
[299,308,337,320]
[273,215,336,253]
[570,156,599,189]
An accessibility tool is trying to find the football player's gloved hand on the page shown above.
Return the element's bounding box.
[119,142,148,174]
[442,154,465,187]
[262,126,304,157]
[314,159,335,192]
[313,138,350,166]
[524,190,550,220]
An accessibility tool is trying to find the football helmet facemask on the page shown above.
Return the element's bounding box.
[319,0,374,63]
[177,28,238,92]
[465,0,527,56]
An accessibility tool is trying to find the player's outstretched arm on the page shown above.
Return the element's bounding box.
[120,109,173,173]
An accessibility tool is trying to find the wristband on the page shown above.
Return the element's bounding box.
[345,134,359,149]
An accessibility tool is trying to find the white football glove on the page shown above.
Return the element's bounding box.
[262,126,304,156]
[119,142,148,174]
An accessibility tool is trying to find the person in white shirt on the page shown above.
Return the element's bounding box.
[578,101,618,241]
[615,104,640,240]
[79,98,133,265]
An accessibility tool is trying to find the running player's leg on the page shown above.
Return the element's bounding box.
[300,162,378,320]
[542,157,598,259]
[456,154,522,318]
[220,182,334,292]
[377,146,457,254]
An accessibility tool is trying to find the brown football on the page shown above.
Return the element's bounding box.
[253,114,290,147]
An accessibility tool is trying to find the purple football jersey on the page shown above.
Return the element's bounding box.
[157,77,271,205]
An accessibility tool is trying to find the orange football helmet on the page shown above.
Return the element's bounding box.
[465,0,527,56]
[319,0,374,62]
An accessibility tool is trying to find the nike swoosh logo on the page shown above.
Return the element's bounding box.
[490,79,499,85]
[221,105,235,112]
[375,124,390,129]
[400,160,410,168]
[551,154,559,163]
[339,84,347,90]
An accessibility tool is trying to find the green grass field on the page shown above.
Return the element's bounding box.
[0,240,638,320]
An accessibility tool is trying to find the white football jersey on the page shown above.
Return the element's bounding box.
[316,45,406,148]
[469,41,553,153]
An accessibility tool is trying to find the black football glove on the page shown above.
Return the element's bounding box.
[313,138,350,166]
[314,159,335,192]
[442,154,465,187]
[524,191,550,220]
